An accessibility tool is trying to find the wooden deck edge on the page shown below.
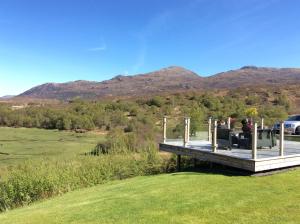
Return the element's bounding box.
[159,143,300,173]
[159,143,255,172]
[255,153,300,162]
[255,156,300,172]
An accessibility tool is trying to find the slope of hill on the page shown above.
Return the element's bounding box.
[0,95,15,100]
[1,171,300,224]
[208,66,300,88]
[19,66,203,100]
[17,66,300,100]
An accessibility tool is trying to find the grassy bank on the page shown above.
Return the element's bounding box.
[0,150,168,212]
[1,170,300,224]
[0,127,175,212]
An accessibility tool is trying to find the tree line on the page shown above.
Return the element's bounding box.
[0,90,290,135]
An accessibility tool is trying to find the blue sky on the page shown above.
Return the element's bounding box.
[1,0,300,96]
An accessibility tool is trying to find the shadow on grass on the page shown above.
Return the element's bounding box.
[172,161,300,177]
[172,161,253,177]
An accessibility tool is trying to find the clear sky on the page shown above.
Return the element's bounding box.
[1,0,300,96]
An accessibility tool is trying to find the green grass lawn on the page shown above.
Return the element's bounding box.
[0,127,104,169]
[0,170,300,224]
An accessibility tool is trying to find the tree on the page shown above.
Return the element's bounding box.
[245,107,258,118]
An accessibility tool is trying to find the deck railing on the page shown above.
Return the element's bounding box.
[162,116,288,160]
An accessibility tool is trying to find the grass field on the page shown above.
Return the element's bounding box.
[0,127,104,169]
[1,127,300,223]
[0,170,300,224]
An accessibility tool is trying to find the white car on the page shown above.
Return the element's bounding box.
[274,115,300,135]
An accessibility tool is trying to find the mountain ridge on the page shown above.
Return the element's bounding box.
[17,66,300,100]
[0,95,15,100]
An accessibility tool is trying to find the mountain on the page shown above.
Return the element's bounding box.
[0,95,15,100]
[17,66,300,100]
[19,66,204,100]
[208,66,300,88]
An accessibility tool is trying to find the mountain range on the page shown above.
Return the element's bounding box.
[16,66,300,100]
[0,95,15,100]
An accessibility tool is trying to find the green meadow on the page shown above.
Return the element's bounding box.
[0,127,103,166]
[1,170,300,224]
[0,127,166,212]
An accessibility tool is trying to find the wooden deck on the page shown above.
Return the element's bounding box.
[159,139,300,172]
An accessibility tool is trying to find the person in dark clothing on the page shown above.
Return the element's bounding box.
[217,120,227,129]
[239,119,253,148]
[241,119,252,133]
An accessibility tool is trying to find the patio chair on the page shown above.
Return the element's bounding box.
[217,128,234,150]
[238,129,277,149]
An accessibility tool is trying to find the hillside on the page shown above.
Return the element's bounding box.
[208,66,300,88]
[19,66,204,100]
[17,66,300,100]
[1,171,300,224]
[0,95,15,100]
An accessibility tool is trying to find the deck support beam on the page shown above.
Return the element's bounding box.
[177,155,181,172]
[280,121,284,156]
[208,117,212,143]
[163,116,167,143]
[212,119,218,152]
[193,158,197,167]
[252,123,258,160]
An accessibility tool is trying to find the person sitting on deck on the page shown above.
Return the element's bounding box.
[217,120,227,129]
[241,119,252,134]
[238,119,253,148]
[247,119,253,131]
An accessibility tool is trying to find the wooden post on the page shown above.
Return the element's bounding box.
[187,117,190,142]
[183,117,189,147]
[208,117,212,142]
[280,121,284,157]
[252,123,257,160]
[212,119,217,152]
[227,117,231,129]
[261,117,264,130]
[177,155,181,172]
[163,116,167,143]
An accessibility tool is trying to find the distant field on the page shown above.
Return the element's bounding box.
[0,170,300,224]
[0,127,104,169]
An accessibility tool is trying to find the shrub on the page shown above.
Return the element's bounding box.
[0,149,170,212]
[147,96,164,107]
[273,94,290,111]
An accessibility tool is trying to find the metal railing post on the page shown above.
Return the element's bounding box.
[280,121,284,156]
[227,117,231,129]
[208,117,212,142]
[252,123,257,160]
[187,117,190,142]
[261,117,264,130]
[163,116,167,143]
[184,117,189,147]
[212,119,217,152]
